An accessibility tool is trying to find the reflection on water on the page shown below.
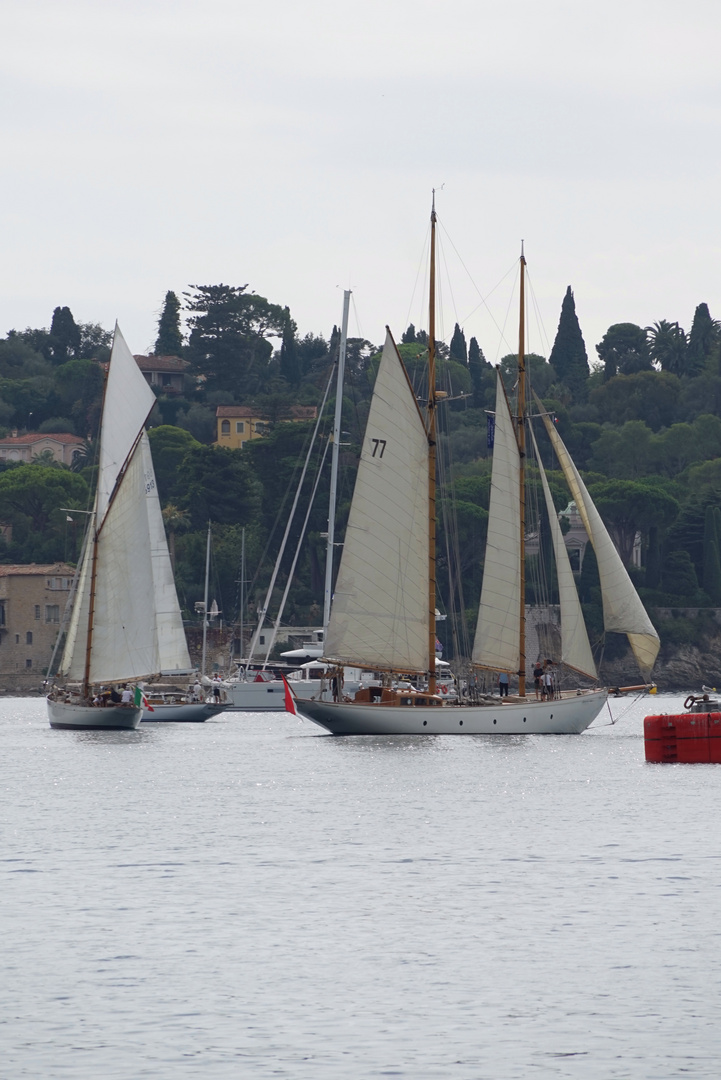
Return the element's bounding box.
[3,693,721,1080]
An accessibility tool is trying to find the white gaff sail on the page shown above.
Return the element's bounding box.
[536,404,660,676]
[472,369,521,674]
[529,424,596,679]
[324,330,430,672]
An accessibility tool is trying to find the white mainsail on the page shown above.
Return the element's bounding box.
[472,370,521,673]
[59,327,191,684]
[529,425,597,679]
[96,325,156,521]
[536,404,660,676]
[324,330,430,672]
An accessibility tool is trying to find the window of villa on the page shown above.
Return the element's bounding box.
[35,605,41,619]
[45,605,60,624]
[236,422,245,434]
[26,631,33,645]
[221,420,230,435]
[26,658,32,669]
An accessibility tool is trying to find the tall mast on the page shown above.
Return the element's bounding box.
[428,195,438,694]
[201,521,211,677]
[517,244,527,697]
[323,289,350,635]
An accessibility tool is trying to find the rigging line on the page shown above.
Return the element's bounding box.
[262,435,332,666]
[436,219,519,332]
[403,221,432,338]
[245,361,335,599]
[524,268,553,359]
[246,364,335,671]
[494,262,521,365]
[435,230,457,339]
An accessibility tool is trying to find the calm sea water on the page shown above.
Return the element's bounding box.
[2,692,720,1079]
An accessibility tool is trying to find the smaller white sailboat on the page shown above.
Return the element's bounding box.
[47,327,200,730]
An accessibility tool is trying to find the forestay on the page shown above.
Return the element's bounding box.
[472,370,521,673]
[536,403,660,676]
[324,331,429,672]
[529,425,596,679]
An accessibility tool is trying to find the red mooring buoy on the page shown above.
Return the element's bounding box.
[644,706,721,763]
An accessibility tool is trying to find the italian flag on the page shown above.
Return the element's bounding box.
[133,686,154,712]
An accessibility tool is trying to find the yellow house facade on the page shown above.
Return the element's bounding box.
[215,405,317,449]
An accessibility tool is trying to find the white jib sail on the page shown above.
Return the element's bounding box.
[139,432,191,674]
[324,330,430,672]
[57,502,95,680]
[529,425,597,679]
[472,370,521,673]
[537,406,660,676]
[96,325,157,524]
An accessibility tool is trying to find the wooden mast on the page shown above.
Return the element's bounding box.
[428,194,438,695]
[517,244,527,697]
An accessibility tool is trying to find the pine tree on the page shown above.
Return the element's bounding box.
[155,291,184,356]
[703,504,721,602]
[468,336,487,407]
[548,287,589,400]
[449,323,467,364]
[686,303,719,376]
[279,308,300,385]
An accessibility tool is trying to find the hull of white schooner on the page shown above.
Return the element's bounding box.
[296,689,608,736]
[47,697,142,730]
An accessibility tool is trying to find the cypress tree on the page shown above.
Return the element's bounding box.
[279,308,300,386]
[155,291,184,356]
[548,287,589,400]
[402,324,417,344]
[449,323,467,364]
[686,303,719,376]
[468,336,487,408]
[48,306,81,364]
[703,505,721,603]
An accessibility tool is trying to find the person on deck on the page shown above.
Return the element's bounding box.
[498,671,509,697]
[533,662,543,700]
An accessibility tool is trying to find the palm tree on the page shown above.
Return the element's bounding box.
[646,320,687,374]
[162,504,190,572]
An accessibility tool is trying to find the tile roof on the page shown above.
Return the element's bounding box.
[134,354,189,372]
[0,433,84,446]
[215,405,318,420]
[0,562,76,577]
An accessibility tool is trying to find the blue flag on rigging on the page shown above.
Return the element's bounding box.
[487,413,495,449]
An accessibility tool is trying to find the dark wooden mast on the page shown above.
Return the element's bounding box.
[517,245,527,697]
[427,195,438,694]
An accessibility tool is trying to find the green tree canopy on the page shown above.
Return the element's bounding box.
[176,444,262,529]
[148,425,202,502]
[184,284,287,396]
[587,478,680,565]
[596,323,650,379]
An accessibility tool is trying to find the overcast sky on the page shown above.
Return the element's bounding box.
[2,0,720,365]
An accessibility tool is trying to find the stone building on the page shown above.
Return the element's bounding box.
[134,354,189,394]
[0,564,75,688]
[0,432,85,467]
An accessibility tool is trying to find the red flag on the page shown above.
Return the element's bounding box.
[281,673,298,716]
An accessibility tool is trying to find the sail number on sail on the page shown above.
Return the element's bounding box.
[370,438,387,458]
